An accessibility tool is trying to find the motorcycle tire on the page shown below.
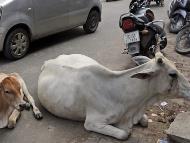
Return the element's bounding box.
[169,14,185,34]
[176,25,190,54]
[148,24,167,50]
[154,24,167,50]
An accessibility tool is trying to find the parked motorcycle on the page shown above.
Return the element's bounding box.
[176,12,190,54]
[168,0,190,33]
[119,1,167,58]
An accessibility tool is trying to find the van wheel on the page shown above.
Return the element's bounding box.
[4,28,30,60]
[83,10,100,34]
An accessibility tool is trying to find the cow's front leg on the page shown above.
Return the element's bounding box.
[19,78,43,120]
[84,121,130,140]
[7,109,21,129]
[139,114,148,127]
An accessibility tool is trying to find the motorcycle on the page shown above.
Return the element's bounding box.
[119,1,167,58]
[168,0,190,33]
[176,12,190,54]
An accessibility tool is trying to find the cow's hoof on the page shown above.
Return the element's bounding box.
[34,111,43,120]
[139,114,148,127]
[117,130,131,140]
[7,120,16,129]
[25,103,31,111]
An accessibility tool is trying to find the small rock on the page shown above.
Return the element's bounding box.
[148,119,153,123]
[166,112,190,143]
[159,112,165,116]
[161,101,168,107]
[151,113,158,117]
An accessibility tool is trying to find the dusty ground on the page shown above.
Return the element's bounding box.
[0,0,190,143]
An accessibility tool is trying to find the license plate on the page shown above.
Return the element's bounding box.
[128,42,140,55]
[124,31,140,44]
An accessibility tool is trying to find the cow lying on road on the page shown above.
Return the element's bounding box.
[0,73,42,129]
[38,53,190,140]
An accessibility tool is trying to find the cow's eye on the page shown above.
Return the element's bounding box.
[5,90,10,94]
[169,71,178,78]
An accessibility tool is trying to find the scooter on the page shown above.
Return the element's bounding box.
[119,1,167,58]
[168,0,190,33]
[176,12,190,54]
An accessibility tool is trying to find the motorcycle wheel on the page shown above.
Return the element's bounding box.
[154,24,167,50]
[176,26,190,54]
[169,14,185,34]
[148,24,167,50]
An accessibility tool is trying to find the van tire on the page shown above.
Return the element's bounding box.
[83,10,100,34]
[4,28,30,60]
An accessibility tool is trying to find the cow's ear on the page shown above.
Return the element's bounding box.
[0,82,3,91]
[131,69,155,79]
[132,56,151,65]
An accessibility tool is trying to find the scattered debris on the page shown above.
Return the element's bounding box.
[141,98,190,142]
[151,113,158,117]
[166,112,190,143]
[161,102,168,107]
[146,98,190,124]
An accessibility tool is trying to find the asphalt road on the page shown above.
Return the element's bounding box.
[0,0,172,143]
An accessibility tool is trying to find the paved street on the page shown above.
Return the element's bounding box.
[0,0,190,143]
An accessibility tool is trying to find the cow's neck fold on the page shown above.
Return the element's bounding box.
[113,63,151,77]
[0,93,9,113]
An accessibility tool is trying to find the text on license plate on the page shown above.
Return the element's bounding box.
[124,31,140,44]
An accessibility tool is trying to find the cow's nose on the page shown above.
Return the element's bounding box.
[169,70,178,78]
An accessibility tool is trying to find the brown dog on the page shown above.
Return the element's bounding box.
[0,73,42,129]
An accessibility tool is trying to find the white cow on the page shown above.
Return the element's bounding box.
[38,53,190,140]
